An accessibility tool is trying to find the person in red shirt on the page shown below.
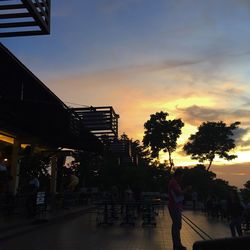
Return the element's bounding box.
[168,168,186,250]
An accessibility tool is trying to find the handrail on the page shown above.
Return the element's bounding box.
[182,214,213,240]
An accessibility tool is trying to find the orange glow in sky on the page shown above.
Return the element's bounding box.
[4,0,250,187]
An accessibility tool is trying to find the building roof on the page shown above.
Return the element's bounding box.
[0,43,103,152]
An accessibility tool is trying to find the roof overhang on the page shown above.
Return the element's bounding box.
[0,43,103,152]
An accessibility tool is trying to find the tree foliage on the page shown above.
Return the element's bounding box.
[183,121,240,170]
[143,111,184,169]
[180,164,233,199]
[241,180,250,203]
[244,180,250,190]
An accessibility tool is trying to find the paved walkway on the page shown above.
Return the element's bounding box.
[0,208,225,250]
[0,205,92,241]
[183,210,231,239]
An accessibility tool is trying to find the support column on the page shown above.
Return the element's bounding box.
[11,138,20,195]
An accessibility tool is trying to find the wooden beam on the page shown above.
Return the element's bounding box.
[0,30,45,37]
[0,12,32,19]
[21,0,49,33]
[0,4,25,10]
[0,21,37,28]
[0,2,47,10]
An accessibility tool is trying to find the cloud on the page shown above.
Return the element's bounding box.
[212,162,250,187]
[230,50,250,58]
[233,127,249,142]
[177,105,225,125]
[177,105,250,127]
[232,127,250,149]
[130,59,205,72]
[175,105,250,152]
[44,54,250,147]
[175,144,187,157]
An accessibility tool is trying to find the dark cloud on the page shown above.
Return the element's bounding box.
[232,127,250,147]
[231,110,250,124]
[176,144,186,157]
[241,96,250,107]
[178,105,250,126]
[177,105,227,125]
[230,50,250,57]
[233,127,248,140]
[238,145,250,151]
[177,105,250,149]
[132,59,205,72]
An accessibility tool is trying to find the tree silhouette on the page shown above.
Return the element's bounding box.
[241,180,250,203]
[143,111,184,170]
[244,180,250,190]
[183,121,240,171]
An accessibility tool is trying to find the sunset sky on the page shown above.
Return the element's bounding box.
[2,0,250,187]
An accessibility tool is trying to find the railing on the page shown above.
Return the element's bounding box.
[182,213,213,241]
[0,191,89,217]
[109,139,131,156]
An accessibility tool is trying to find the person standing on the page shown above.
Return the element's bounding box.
[67,173,79,192]
[26,175,40,217]
[192,191,198,211]
[168,168,187,250]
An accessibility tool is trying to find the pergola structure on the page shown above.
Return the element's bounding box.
[109,139,133,165]
[72,107,133,163]
[109,139,131,157]
[0,0,51,37]
[72,106,119,141]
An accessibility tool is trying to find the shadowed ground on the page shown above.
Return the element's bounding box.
[0,208,232,250]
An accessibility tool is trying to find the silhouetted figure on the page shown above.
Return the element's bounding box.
[227,191,244,237]
[111,185,119,201]
[192,191,198,211]
[0,162,7,193]
[3,175,15,215]
[26,175,40,217]
[124,186,134,202]
[206,196,213,216]
[212,197,220,218]
[244,203,250,231]
[67,173,79,192]
[168,169,186,250]
[220,199,228,220]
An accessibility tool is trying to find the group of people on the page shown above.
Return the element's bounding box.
[203,192,248,237]
[0,166,80,217]
[168,168,249,250]
[100,185,143,203]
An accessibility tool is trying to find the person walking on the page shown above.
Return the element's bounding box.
[168,168,187,250]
